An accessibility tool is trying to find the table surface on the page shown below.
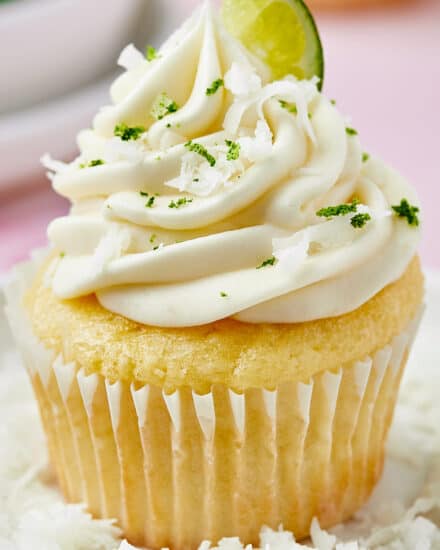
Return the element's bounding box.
[1,0,439,272]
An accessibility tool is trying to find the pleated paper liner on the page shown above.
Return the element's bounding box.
[4,255,422,550]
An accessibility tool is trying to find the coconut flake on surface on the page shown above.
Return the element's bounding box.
[362,498,440,549]
[117,44,145,71]
[13,504,120,550]
[118,541,139,550]
[311,518,337,550]
[259,526,306,549]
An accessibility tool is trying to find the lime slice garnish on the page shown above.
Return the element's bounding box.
[221,0,324,89]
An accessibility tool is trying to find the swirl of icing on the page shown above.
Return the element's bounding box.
[44,3,421,327]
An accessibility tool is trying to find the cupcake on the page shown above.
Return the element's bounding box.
[5,1,423,549]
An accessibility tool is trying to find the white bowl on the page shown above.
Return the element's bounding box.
[0,0,144,115]
[0,74,113,191]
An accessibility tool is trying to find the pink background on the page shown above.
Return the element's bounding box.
[0,0,439,272]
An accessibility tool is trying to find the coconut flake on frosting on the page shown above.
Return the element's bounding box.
[117,44,145,71]
[91,226,131,273]
[238,119,273,163]
[224,62,263,97]
[103,136,147,163]
[165,142,244,197]
[40,154,70,180]
[273,232,310,270]
[223,63,318,143]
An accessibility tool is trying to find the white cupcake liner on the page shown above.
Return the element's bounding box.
[3,254,423,549]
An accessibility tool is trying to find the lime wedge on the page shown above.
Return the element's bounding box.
[221,0,324,89]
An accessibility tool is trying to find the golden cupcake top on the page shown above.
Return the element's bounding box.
[42,1,421,328]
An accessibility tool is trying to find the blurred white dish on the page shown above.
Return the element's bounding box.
[0,0,144,115]
[0,75,113,190]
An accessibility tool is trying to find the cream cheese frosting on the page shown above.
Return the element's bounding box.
[43,2,421,328]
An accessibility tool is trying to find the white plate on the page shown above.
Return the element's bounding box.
[0,271,439,549]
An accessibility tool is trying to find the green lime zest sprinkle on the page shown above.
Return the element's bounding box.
[150,234,157,244]
[362,152,370,163]
[346,127,358,136]
[317,199,372,229]
[257,256,277,269]
[145,45,157,61]
[59,252,65,258]
[331,99,337,105]
[392,199,420,227]
[220,291,228,298]
[139,191,155,207]
[153,245,160,251]
[317,199,359,218]
[114,123,145,141]
[168,197,193,209]
[89,159,104,167]
[185,141,216,167]
[80,159,105,169]
[145,196,155,208]
[351,213,371,229]
[206,78,224,96]
[279,100,297,114]
[151,92,179,121]
[225,140,241,161]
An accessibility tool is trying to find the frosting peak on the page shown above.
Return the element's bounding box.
[44,5,421,327]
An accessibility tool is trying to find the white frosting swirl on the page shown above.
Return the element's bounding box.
[45,3,421,327]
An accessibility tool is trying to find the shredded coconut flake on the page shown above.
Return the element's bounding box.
[103,137,146,163]
[273,232,309,270]
[256,77,318,143]
[165,144,244,197]
[224,62,262,98]
[223,68,318,144]
[311,518,337,550]
[260,526,304,550]
[218,537,247,550]
[118,541,139,550]
[91,226,131,272]
[117,44,145,71]
[40,154,70,180]
[238,119,273,162]
[13,504,120,550]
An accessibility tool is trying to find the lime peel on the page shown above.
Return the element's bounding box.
[222,0,324,89]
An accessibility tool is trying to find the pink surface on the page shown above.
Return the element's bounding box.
[0,0,439,272]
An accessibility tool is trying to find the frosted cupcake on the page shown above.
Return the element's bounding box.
[5,2,423,549]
